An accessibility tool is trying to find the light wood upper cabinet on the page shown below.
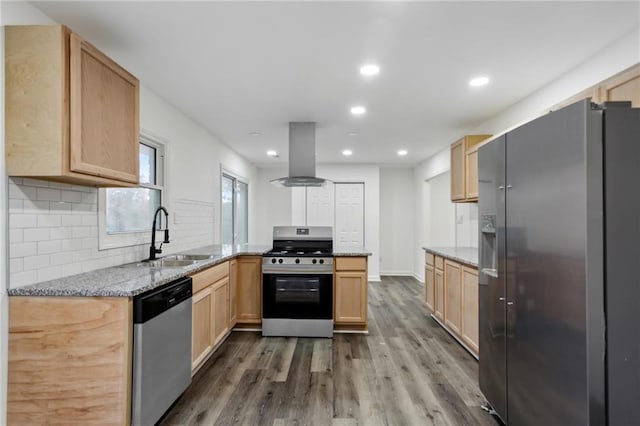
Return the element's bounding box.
[461,266,479,354]
[450,139,466,201]
[235,256,262,324]
[5,25,139,187]
[450,135,492,203]
[602,64,640,107]
[334,257,368,327]
[444,260,462,335]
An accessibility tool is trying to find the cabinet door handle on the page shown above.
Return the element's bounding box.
[506,301,514,306]
[499,297,506,301]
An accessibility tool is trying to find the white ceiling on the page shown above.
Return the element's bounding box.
[32,1,639,167]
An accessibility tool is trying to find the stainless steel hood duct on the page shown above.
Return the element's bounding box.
[270,122,330,187]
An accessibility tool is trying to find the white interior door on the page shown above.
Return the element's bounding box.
[334,183,364,246]
[306,185,334,227]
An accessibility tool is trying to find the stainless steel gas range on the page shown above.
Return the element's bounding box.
[262,226,333,338]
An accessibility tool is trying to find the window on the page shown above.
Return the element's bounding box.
[98,134,165,249]
[221,172,248,245]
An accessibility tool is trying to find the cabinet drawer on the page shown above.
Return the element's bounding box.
[435,256,444,270]
[191,261,229,293]
[335,257,367,271]
[425,253,434,266]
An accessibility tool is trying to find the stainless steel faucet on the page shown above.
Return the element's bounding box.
[149,206,170,260]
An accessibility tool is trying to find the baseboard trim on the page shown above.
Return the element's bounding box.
[379,271,415,276]
[368,275,381,282]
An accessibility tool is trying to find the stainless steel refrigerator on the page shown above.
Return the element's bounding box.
[478,99,640,425]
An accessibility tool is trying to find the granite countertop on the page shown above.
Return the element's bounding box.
[8,244,271,298]
[333,246,372,256]
[422,246,478,267]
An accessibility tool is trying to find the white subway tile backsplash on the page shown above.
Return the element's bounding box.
[10,258,24,273]
[22,178,50,188]
[9,180,216,289]
[37,214,62,228]
[61,215,82,227]
[23,199,51,213]
[49,182,72,190]
[24,255,51,271]
[9,183,37,200]
[62,239,83,252]
[24,228,51,242]
[10,214,37,229]
[49,202,73,214]
[72,226,92,239]
[82,215,97,226]
[11,270,38,287]
[62,263,83,277]
[37,266,63,282]
[36,187,61,202]
[38,240,62,255]
[10,242,38,258]
[9,199,23,213]
[72,203,94,214]
[10,229,23,243]
[50,252,73,266]
[50,228,73,240]
[61,191,83,203]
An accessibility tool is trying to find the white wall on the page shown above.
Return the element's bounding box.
[455,203,478,248]
[1,2,57,422]
[411,27,639,281]
[379,168,414,275]
[255,164,381,281]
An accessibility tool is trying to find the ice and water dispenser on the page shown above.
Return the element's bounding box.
[481,214,497,278]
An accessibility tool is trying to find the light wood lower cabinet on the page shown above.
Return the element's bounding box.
[8,297,132,425]
[424,251,479,357]
[235,256,262,325]
[461,266,479,354]
[334,257,368,330]
[434,259,445,321]
[190,261,231,373]
[444,260,462,335]
[192,287,214,369]
[425,264,435,312]
[229,259,238,328]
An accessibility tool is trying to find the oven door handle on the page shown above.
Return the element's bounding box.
[276,288,319,293]
[262,268,333,275]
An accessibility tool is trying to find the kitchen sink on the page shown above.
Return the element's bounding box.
[169,254,214,261]
[121,259,197,268]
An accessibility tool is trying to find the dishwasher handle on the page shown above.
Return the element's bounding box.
[133,277,192,324]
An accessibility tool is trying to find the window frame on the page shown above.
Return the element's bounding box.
[98,131,167,250]
[220,167,248,246]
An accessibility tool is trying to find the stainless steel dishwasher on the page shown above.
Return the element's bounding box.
[132,276,192,426]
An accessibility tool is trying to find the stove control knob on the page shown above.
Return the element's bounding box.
[295,259,300,264]
[319,259,324,264]
[271,258,276,264]
[312,259,317,264]
[278,258,283,264]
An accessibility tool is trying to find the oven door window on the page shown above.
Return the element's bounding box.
[275,277,321,304]
[263,273,332,319]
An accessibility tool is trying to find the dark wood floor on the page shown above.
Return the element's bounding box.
[161,276,496,426]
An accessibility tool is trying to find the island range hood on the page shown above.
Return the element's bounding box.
[270,122,330,187]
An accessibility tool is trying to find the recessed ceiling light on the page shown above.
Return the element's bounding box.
[249,131,262,136]
[342,149,353,156]
[267,150,278,157]
[350,106,366,116]
[347,132,358,137]
[469,76,490,87]
[397,149,408,156]
[359,64,380,76]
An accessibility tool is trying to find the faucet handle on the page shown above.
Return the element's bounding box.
[163,229,170,243]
